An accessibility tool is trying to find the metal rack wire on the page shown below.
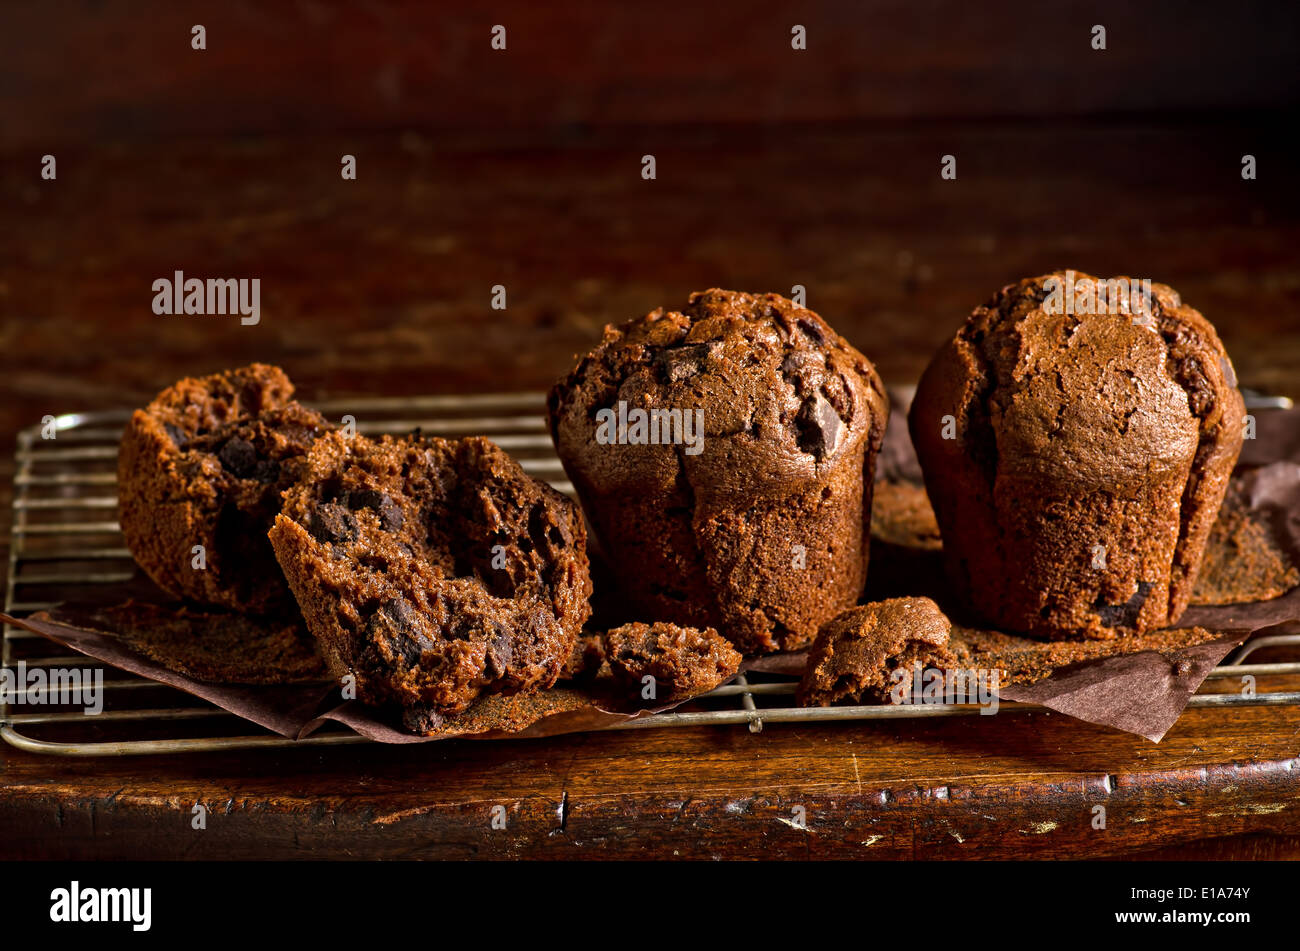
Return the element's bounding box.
[3,392,1299,756]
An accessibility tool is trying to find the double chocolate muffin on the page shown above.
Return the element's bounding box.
[909,272,1245,639]
[268,432,592,717]
[118,364,331,614]
[549,289,889,654]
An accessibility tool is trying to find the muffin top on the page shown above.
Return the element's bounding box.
[548,288,888,500]
[128,363,330,515]
[142,362,300,437]
[918,272,1240,489]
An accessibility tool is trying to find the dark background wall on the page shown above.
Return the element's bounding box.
[4,0,1298,148]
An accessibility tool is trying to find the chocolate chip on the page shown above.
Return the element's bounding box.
[251,459,280,483]
[655,343,714,383]
[348,488,404,531]
[367,597,431,666]
[795,391,844,459]
[484,629,514,677]
[781,351,825,388]
[781,353,808,375]
[797,318,826,343]
[385,596,421,630]
[217,436,258,477]
[307,502,358,544]
[1095,580,1153,628]
[162,422,188,448]
[377,498,404,531]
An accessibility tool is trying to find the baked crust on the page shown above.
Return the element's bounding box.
[549,289,889,653]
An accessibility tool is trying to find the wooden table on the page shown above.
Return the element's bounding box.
[3,105,1299,859]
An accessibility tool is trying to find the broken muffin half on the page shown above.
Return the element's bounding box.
[269,432,592,718]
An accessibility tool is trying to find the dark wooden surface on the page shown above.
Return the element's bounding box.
[6,1,1299,146]
[1,677,1299,860]
[2,3,1299,860]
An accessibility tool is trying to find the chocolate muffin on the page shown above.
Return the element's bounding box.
[549,289,889,654]
[797,597,954,706]
[604,621,742,703]
[117,363,331,614]
[909,272,1245,639]
[268,432,592,717]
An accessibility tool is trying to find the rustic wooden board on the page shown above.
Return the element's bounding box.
[1,691,1299,860]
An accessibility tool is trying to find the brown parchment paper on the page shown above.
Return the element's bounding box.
[4,402,1300,744]
[0,577,715,742]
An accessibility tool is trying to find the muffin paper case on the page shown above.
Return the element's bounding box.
[909,273,1245,640]
[548,289,889,654]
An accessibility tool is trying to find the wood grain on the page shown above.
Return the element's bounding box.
[3,1,1298,149]
[1,692,1298,859]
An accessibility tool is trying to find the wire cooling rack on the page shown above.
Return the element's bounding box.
[4,392,1300,756]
